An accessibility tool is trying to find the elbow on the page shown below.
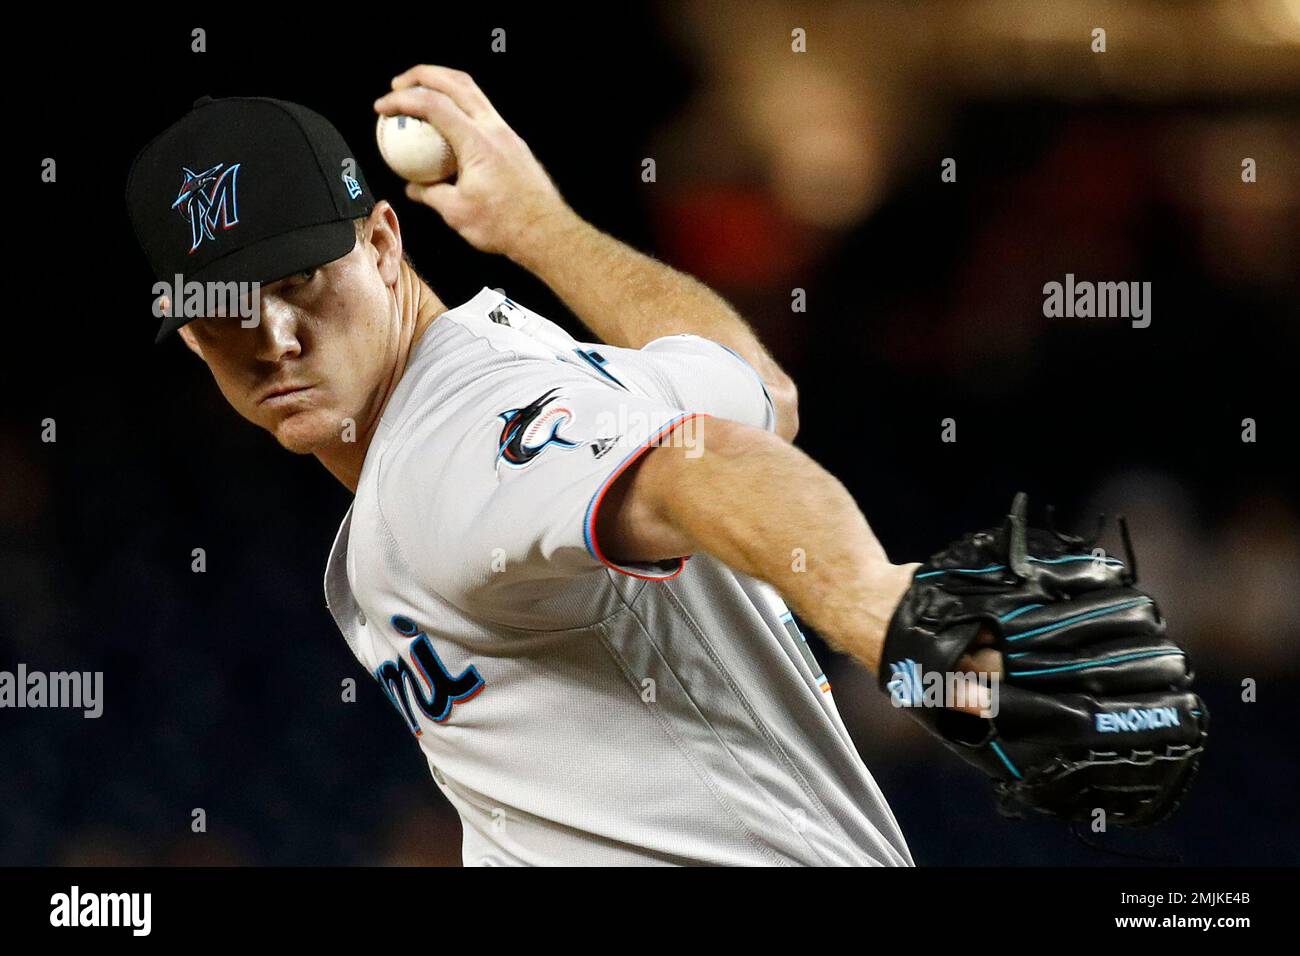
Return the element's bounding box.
[767,373,800,442]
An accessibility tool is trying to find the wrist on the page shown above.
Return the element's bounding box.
[869,561,921,611]
[853,561,921,675]
[506,201,585,273]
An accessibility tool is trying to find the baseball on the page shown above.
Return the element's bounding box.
[375,113,458,184]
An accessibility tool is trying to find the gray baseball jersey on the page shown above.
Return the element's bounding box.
[323,287,913,866]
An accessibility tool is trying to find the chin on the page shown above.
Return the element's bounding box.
[269,409,345,454]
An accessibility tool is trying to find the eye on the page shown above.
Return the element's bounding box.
[283,268,318,289]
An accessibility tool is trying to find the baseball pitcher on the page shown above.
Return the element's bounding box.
[126,66,1206,866]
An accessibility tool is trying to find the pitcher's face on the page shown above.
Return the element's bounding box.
[180,211,406,455]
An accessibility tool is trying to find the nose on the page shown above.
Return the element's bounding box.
[254,295,303,363]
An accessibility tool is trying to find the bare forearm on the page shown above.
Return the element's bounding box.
[511,209,788,387]
[641,425,918,675]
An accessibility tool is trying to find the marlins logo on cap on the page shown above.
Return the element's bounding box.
[172,162,242,253]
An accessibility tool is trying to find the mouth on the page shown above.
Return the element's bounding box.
[258,384,315,407]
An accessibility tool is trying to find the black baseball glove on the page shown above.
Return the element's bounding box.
[880,493,1208,828]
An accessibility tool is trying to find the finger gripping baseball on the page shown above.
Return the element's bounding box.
[879,492,1209,829]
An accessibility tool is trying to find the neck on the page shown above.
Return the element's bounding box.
[316,261,446,492]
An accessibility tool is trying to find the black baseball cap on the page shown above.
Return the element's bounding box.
[126,95,375,343]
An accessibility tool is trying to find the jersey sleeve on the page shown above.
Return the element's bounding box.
[381,372,708,621]
[576,334,778,434]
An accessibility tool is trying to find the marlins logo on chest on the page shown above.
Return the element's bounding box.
[496,387,580,468]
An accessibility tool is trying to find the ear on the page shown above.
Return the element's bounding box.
[177,324,206,360]
[365,201,404,285]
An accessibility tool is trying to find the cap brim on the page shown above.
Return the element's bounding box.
[153,219,358,343]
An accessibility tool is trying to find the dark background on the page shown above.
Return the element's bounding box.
[3,2,1297,865]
